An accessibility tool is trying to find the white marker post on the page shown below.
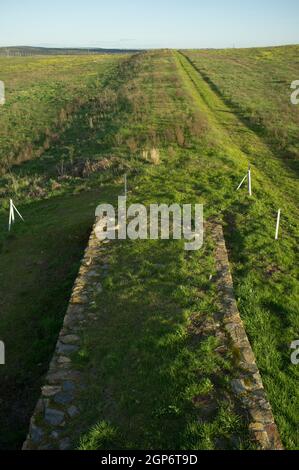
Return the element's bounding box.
[275,209,281,240]
[0,80,5,106]
[248,165,252,196]
[8,199,24,231]
[124,174,127,199]
[237,173,248,191]
[0,340,5,365]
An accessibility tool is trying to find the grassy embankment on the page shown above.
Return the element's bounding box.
[0,54,127,170]
[0,52,128,448]
[183,45,299,168]
[54,49,298,449]
[70,50,299,449]
[64,51,255,450]
[178,48,299,449]
[1,50,254,450]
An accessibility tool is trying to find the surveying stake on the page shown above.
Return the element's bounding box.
[237,173,247,191]
[275,209,281,240]
[236,165,252,196]
[248,165,252,196]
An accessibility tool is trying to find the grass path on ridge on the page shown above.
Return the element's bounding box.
[172,50,299,449]
[174,51,299,214]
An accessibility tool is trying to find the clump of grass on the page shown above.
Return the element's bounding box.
[150,147,160,165]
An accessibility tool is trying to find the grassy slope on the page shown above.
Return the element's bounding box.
[73,49,299,449]
[0,190,110,447]
[63,52,253,450]
[0,48,298,449]
[0,54,127,449]
[175,50,299,449]
[1,50,205,449]
[0,54,125,169]
[183,46,299,167]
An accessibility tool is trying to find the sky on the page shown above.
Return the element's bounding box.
[0,0,298,49]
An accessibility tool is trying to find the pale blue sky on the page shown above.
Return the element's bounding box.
[0,0,298,49]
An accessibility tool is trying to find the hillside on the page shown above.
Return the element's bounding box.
[0,47,298,450]
[183,45,299,167]
[0,46,141,56]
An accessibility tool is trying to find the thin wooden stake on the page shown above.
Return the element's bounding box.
[124,174,127,198]
[237,173,247,190]
[248,166,252,196]
[8,199,24,231]
[12,200,24,221]
[8,199,13,231]
[275,209,281,240]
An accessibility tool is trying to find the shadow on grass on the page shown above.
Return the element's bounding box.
[0,186,118,449]
[70,236,250,450]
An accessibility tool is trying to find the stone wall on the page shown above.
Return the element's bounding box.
[210,223,283,450]
[23,220,283,450]
[22,217,107,450]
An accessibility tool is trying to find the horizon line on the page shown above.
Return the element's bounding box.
[0,43,299,51]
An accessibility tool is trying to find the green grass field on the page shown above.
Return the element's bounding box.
[0,54,125,170]
[0,47,298,449]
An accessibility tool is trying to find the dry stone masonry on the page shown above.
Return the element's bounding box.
[210,223,283,450]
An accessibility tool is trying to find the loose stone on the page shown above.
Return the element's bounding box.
[57,356,71,364]
[57,342,79,354]
[45,408,65,426]
[42,385,62,397]
[60,334,80,344]
[59,437,71,450]
[62,381,76,392]
[53,391,74,405]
